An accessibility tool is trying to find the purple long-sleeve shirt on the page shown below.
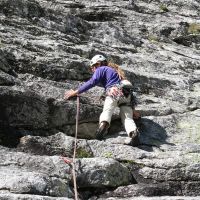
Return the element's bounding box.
[78,66,121,94]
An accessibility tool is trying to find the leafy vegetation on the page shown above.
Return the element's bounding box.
[159,4,169,12]
[188,23,200,34]
[104,152,113,158]
[148,34,158,42]
[76,148,93,158]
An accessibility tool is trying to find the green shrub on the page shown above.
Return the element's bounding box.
[148,34,158,42]
[104,152,113,158]
[188,23,200,34]
[0,39,2,47]
[160,4,169,12]
[76,148,93,158]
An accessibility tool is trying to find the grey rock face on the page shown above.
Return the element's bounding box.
[0,0,200,199]
[0,85,49,129]
[0,191,73,200]
[0,146,73,198]
[76,158,132,188]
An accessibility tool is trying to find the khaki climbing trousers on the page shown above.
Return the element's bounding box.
[99,96,137,135]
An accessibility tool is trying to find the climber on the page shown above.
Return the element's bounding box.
[64,55,139,146]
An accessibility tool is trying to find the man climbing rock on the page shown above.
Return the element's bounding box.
[64,55,139,146]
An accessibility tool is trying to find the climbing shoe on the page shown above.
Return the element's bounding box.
[96,121,109,140]
[129,130,140,147]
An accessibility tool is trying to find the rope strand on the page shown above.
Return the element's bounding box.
[72,95,79,200]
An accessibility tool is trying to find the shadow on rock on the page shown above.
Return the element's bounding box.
[0,104,22,148]
[0,126,23,148]
[138,117,175,151]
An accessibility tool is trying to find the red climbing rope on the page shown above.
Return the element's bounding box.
[62,95,80,200]
[72,95,79,200]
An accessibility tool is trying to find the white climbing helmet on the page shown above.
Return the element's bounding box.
[90,55,106,66]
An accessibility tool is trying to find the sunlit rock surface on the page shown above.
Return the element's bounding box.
[0,0,200,199]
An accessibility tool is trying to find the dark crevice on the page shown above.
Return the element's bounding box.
[77,10,122,22]
[0,126,23,148]
[78,186,117,200]
[170,50,200,61]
